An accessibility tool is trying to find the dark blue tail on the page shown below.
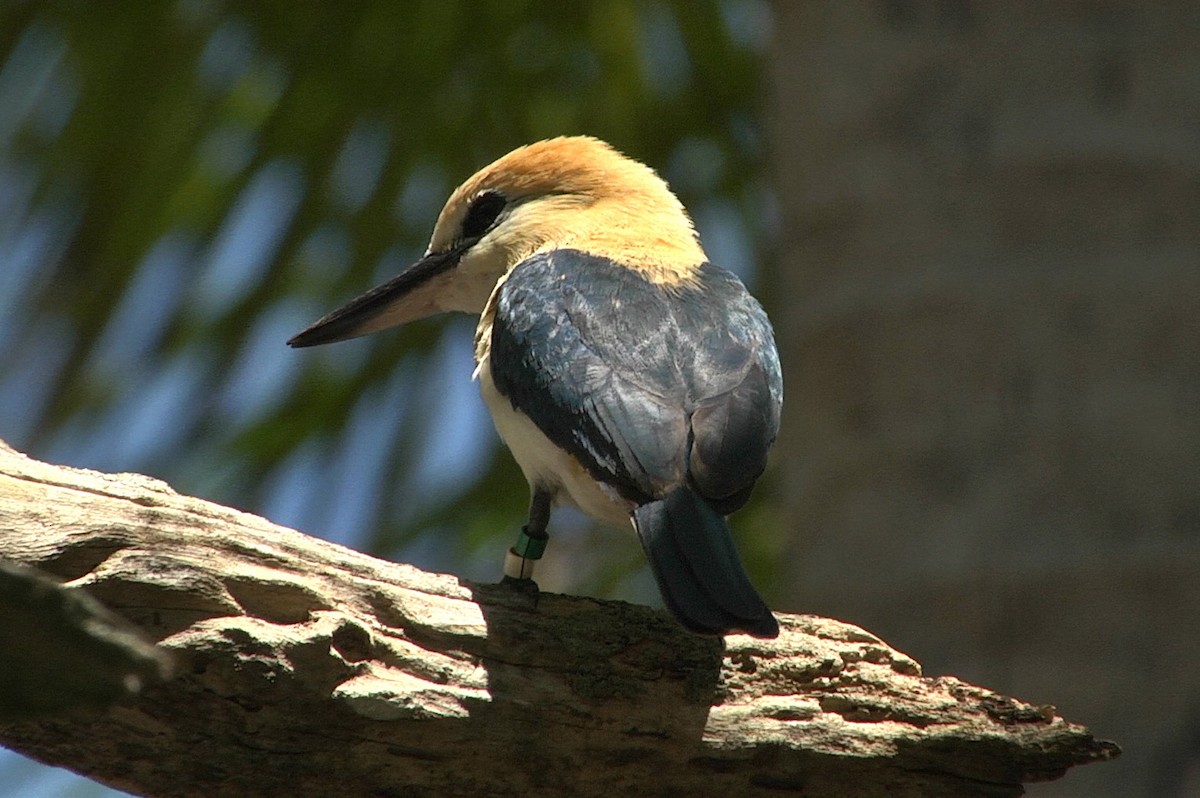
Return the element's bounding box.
[633,486,778,638]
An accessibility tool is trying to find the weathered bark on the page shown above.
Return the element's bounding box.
[0,441,1117,797]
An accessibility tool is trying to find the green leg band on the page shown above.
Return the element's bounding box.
[503,526,548,581]
[512,527,548,559]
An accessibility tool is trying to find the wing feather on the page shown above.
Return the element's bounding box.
[489,249,781,511]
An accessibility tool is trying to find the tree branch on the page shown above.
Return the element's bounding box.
[0,441,1118,797]
[0,560,172,717]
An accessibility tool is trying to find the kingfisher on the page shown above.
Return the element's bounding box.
[289,137,782,638]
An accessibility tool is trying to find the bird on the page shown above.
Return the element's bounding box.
[288,136,782,638]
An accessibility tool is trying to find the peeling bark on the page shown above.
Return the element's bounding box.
[0,441,1118,797]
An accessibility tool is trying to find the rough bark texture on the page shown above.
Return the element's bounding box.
[0,441,1118,797]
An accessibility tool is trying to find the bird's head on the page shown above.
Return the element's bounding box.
[288,136,705,347]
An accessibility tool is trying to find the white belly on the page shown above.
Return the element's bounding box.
[475,357,633,528]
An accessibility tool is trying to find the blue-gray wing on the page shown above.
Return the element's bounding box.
[488,249,782,512]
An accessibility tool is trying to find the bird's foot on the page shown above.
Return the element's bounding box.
[499,527,546,607]
[498,574,542,609]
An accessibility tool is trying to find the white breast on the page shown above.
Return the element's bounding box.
[475,357,633,529]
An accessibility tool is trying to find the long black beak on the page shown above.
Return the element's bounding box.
[288,245,466,348]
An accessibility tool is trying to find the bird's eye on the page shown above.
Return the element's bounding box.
[461,191,506,240]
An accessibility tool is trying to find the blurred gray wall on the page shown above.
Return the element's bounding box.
[770,4,1199,797]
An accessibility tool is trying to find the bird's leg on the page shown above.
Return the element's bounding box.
[503,489,551,582]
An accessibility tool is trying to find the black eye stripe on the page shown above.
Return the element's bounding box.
[462,191,507,240]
